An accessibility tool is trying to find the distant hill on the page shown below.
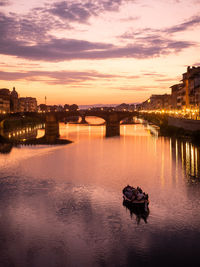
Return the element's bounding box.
[79,103,139,109]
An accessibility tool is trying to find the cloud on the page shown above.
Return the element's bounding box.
[0,0,10,6]
[48,1,93,23]
[142,72,166,77]
[125,75,141,79]
[0,69,163,85]
[0,4,196,62]
[47,0,128,23]
[164,16,200,34]
[119,16,139,22]
[1,39,193,61]
[119,32,196,50]
[118,15,199,60]
[119,31,195,54]
[193,61,200,66]
[0,37,193,62]
[120,15,200,41]
[0,70,124,85]
[155,78,179,82]
[115,85,168,91]
[0,11,69,45]
[117,87,149,91]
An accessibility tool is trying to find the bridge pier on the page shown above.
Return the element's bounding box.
[44,110,137,138]
[105,114,121,137]
[106,122,120,137]
[45,113,59,142]
[80,115,88,124]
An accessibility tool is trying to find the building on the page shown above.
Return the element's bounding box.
[138,94,172,110]
[171,84,179,109]
[0,87,38,113]
[169,67,200,111]
[10,87,19,113]
[0,88,10,113]
[163,94,172,110]
[182,66,200,109]
[170,83,184,109]
[18,97,37,112]
[18,98,26,112]
[137,66,200,113]
[26,97,37,112]
[188,68,200,109]
[115,103,130,111]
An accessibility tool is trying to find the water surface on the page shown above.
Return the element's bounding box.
[0,122,200,267]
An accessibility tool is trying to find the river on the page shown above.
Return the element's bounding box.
[0,120,200,267]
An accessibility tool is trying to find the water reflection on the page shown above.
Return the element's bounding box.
[170,138,200,181]
[0,143,13,154]
[0,124,44,142]
[1,122,200,266]
[0,125,44,154]
[0,122,72,152]
[122,201,150,224]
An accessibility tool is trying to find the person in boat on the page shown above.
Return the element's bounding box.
[123,185,134,200]
[124,190,133,200]
[137,186,143,194]
[132,188,143,201]
[131,188,138,201]
[124,185,138,200]
[123,185,148,202]
[136,186,146,200]
[136,191,144,200]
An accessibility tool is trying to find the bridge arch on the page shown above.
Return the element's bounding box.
[80,116,105,125]
[120,115,135,124]
[0,119,5,128]
[49,110,138,137]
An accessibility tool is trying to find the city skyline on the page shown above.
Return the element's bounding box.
[1,0,200,105]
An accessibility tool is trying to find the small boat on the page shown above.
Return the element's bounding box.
[122,185,149,208]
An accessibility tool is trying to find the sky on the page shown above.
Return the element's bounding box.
[0,0,200,105]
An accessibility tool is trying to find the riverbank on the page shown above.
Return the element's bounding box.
[140,113,200,145]
[3,114,45,130]
[22,137,72,145]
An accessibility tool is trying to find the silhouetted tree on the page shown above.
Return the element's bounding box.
[39,104,47,111]
[64,104,70,110]
[69,104,79,111]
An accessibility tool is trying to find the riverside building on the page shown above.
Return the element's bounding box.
[0,88,10,113]
[18,97,37,112]
[0,87,37,113]
[138,66,200,113]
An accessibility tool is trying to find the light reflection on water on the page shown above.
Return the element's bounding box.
[0,124,45,141]
[0,123,200,266]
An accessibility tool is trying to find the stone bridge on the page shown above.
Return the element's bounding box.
[0,110,138,138]
[50,110,138,137]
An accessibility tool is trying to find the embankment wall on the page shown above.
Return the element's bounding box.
[168,117,200,132]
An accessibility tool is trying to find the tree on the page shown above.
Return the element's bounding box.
[39,104,47,111]
[69,104,79,111]
[64,104,70,110]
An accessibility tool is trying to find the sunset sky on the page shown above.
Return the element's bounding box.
[0,0,200,105]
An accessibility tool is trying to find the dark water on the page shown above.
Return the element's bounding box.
[0,122,200,267]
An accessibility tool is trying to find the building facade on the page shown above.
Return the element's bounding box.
[182,66,200,109]
[10,87,19,113]
[0,88,10,113]
[0,87,38,113]
[139,66,200,113]
[18,97,37,112]
[137,94,172,110]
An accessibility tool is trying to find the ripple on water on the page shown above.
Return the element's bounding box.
[0,124,200,266]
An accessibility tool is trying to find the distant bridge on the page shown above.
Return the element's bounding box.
[0,110,139,137]
[48,110,138,137]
